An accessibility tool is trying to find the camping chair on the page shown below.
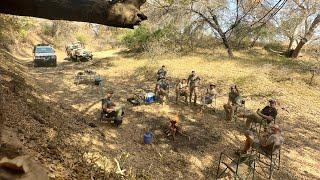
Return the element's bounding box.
[201,95,217,113]
[251,144,281,179]
[175,84,189,104]
[155,83,170,104]
[250,117,276,135]
[233,99,246,123]
[216,152,256,179]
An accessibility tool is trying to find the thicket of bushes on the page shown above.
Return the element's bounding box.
[120,25,212,55]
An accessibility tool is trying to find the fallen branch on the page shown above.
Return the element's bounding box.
[114,158,126,176]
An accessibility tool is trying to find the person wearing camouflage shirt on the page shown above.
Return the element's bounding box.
[155,77,169,103]
[157,65,167,81]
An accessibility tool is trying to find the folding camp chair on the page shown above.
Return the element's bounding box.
[252,144,281,179]
[216,152,256,179]
[250,117,277,135]
[201,95,217,113]
[233,100,246,123]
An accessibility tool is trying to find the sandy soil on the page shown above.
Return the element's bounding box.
[1,48,319,179]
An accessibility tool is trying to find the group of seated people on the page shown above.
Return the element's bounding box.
[155,66,217,107]
[222,84,283,156]
[101,66,284,158]
[155,65,284,156]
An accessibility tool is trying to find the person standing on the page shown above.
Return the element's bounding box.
[187,70,200,105]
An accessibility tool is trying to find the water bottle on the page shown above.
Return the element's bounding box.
[143,132,153,144]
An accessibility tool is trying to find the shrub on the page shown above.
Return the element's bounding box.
[120,25,184,54]
[76,34,88,44]
[42,24,53,36]
[120,26,152,51]
[264,42,286,52]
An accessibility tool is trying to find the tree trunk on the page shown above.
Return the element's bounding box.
[0,0,147,29]
[250,36,259,48]
[221,34,234,58]
[291,14,320,58]
[287,36,294,51]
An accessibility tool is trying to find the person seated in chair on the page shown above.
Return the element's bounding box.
[102,90,124,125]
[203,83,217,105]
[155,77,169,103]
[157,65,167,81]
[238,99,277,129]
[238,124,284,155]
[175,78,188,103]
[223,85,241,121]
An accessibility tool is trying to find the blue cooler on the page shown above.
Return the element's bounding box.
[145,92,155,104]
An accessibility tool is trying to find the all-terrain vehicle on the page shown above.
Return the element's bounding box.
[33,44,57,67]
[65,41,93,62]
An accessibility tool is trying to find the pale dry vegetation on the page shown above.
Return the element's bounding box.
[2,46,318,179]
[0,0,320,179]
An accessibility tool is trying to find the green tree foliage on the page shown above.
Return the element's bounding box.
[120,26,151,51]
[120,25,180,53]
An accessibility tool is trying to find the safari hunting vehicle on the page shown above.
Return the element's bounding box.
[65,41,93,62]
[33,44,57,67]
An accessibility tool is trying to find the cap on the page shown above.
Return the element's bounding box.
[269,99,276,104]
[106,90,114,94]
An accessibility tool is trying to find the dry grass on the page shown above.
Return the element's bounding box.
[1,47,319,179]
[94,47,320,179]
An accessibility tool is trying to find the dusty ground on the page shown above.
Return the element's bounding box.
[1,48,319,179]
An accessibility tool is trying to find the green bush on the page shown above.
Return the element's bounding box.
[120,26,152,51]
[264,42,286,52]
[120,25,181,53]
[42,24,53,36]
[76,34,88,44]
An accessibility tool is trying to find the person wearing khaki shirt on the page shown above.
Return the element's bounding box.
[187,70,201,105]
[176,78,188,103]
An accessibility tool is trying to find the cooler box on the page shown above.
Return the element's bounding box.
[145,92,155,103]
